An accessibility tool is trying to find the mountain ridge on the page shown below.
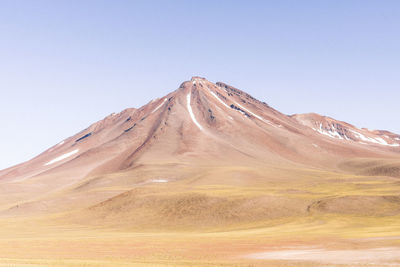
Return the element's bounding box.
[3,76,399,172]
[0,77,399,220]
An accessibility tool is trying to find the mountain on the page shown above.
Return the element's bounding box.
[2,77,400,265]
[1,76,400,220]
[292,113,400,147]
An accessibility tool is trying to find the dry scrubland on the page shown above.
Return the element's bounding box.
[1,159,400,266]
[2,77,400,265]
[0,260,397,267]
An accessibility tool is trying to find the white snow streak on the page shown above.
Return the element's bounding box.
[207,88,274,126]
[151,179,168,183]
[349,130,400,147]
[44,149,79,166]
[151,98,167,114]
[57,141,65,146]
[187,92,204,132]
[208,89,230,109]
[351,130,380,144]
[375,137,388,145]
[316,123,344,140]
[234,102,274,126]
[313,125,399,146]
[236,109,248,117]
[311,124,400,147]
[375,137,400,147]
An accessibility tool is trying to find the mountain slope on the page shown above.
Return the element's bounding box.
[0,76,399,222]
[292,112,400,147]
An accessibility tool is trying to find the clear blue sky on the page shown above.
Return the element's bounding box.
[1,0,400,169]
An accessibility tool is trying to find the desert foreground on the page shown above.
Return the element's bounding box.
[1,164,400,266]
[2,78,400,266]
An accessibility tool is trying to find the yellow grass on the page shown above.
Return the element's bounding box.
[1,162,400,266]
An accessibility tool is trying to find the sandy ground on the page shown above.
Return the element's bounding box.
[246,246,400,264]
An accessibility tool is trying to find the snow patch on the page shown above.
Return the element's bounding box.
[57,141,65,146]
[316,123,344,140]
[389,143,400,147]
[44,149,79,166]
[375,137,388,145]
[235,108,248,118]
[350,130,400,147]
[151,179,168,183]
[208,89,230,109]
[374,137,400,147]
[187,92,204,132]
[151,98,167,114]
[350,130,374,142]
[234,102,274,126]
